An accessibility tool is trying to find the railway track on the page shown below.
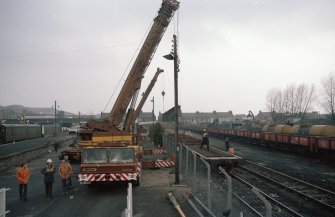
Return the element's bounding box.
[212,165,302,217]
[208,147,335,216]
[230,173,302,217]
[240,160,335,213]
[183,131,335,216]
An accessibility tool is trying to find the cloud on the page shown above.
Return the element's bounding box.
[1,0,335,115]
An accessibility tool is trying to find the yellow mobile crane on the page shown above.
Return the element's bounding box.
[78,0,179,186]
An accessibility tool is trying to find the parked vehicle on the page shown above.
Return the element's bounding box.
[0,124,62,144]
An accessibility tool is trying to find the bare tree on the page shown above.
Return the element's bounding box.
[297,83,315,118]
[266,88,281,121]
[283,84,296,115]
[265,82,315,120]
[266,88,279,112]
[320,72,335,120]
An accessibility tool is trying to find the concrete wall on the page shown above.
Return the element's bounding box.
[0,137,73,172]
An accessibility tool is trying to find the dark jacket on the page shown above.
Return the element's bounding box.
[225,140,230,150]
[202,136,209,145]
[41,165,55,183]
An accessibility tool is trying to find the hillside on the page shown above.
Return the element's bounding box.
[0,105,75,117]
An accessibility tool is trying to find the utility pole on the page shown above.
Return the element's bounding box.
[54,100,57,136]
[173,34,180,184]
[78,111,81,124]
[163,34,180,185]
[153,96,155,124]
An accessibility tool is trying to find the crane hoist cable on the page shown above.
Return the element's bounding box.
[161,70,166,112]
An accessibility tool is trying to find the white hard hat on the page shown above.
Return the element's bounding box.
[47,159,53,163]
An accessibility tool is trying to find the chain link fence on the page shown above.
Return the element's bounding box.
[179,143,272,217]
[163,129,273,217]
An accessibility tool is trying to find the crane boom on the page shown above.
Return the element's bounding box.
[77,2,180,187]
[107,0,179,128]
[123,68,163,132]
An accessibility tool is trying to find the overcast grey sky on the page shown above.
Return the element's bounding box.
[1,0,335,116]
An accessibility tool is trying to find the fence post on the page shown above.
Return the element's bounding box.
[219,167,232,217]
[0,188,10,217]
[179,143,183,175]
[169,136,173,161]
[193,152,197,193]
[252,188,272,217]
[199,157,211,209]
[185,146,189,176]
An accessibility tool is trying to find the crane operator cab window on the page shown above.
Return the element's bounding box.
[82,148,108,164]
[109,148,135,163]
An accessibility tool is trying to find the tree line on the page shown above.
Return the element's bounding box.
[266,72,335,121]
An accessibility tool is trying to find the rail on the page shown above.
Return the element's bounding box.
[230,172,302,217]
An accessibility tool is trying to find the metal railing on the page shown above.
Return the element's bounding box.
[163,131,273,216]
[178,142,273,217]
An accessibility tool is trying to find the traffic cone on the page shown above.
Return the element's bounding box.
[171,152,175,162]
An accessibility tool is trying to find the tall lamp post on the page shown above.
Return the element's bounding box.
[163,34,180,184]
[52,101,59,136]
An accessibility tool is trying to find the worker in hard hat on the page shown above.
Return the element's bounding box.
[16,162,30,201]
[41,159,55,199]
[59,159,72,195]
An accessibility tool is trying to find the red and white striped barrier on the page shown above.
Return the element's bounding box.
[79,163,142,184]
[79,173,138,183]
[137,162,142,176]
[155,160,175,168]
[152,149,167,155]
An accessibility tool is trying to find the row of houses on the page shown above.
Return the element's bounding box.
[158,108,331,125]
[100,109,331,126]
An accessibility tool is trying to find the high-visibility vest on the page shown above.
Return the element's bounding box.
[59,163,72,179]
[16,167,30,184]
[229,147,235,155]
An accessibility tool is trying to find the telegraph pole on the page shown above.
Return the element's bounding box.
[152,96,155,125]
[78,111,81,124]
[54,100,57,136]
[173,34,180,184]
[163,34,180,185]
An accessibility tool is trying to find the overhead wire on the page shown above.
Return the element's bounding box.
[0,43,137,60]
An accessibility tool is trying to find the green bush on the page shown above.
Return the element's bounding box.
[149,123,164,147]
